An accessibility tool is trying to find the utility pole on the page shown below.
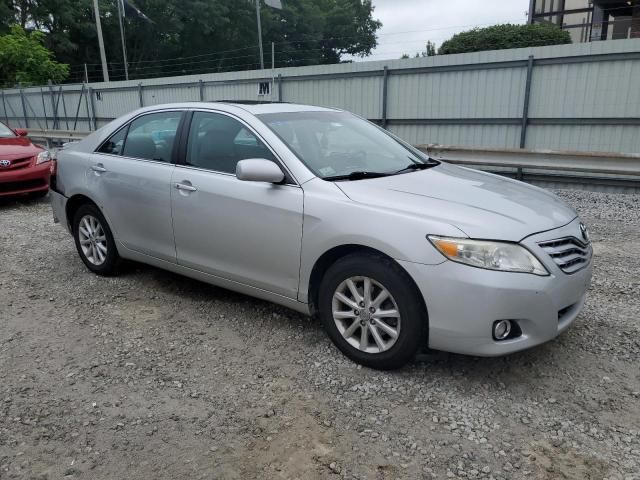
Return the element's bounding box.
[271,42,275,101]
[255,0,264,69]
[117,0,129,80]
[527,0,535,24]
[92,0,109,82]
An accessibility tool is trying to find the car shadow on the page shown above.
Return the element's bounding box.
[117,259,308,318]
[0,193,49,209]
[114,260,569,389]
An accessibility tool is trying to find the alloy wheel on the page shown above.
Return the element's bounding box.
[78,214,108,266]
[331,276,401,354]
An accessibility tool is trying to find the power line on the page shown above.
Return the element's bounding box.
[66,19,527,73]
[66,14,626,83]
[76,45,259,67]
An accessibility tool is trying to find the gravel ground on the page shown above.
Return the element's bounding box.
[0,189,639,480]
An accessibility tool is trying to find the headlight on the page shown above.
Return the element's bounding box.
[36,150,51,164]
[428,235,548,276]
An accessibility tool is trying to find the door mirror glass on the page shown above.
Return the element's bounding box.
[236,159,285,183]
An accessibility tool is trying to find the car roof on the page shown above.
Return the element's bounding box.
[226,102,341,115]
[137,101,341,116]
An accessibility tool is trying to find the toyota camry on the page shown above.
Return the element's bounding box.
[50,102,592,369]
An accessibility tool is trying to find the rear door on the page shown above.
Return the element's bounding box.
[170,110,304,298]
[88,110,183,263]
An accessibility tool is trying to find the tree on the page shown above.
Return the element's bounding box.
[268,0,381,67]
[400,40,436,59]
[0,25,69,87]
[0,0,12,33]
[425,40,436,57]
[439,23,571,55]
[0,0,382,83]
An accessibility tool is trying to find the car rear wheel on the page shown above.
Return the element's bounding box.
[73,204,120,276]
[319,253,426,370]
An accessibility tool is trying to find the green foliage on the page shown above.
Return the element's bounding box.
[0,25,69,87]
[439,23,571,55]
[0,0,381,83]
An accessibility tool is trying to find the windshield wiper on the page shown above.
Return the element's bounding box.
[393,160,439,175]
[323,171,392,181]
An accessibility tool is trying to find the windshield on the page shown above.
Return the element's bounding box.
[0,122,16,138]
[257,111,432,179]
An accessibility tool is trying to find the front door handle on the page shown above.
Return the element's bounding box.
[91,163,107,173]
[174,182,197,192]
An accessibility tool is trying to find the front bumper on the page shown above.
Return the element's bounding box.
[399,218,593,356]
[0,162,51,197]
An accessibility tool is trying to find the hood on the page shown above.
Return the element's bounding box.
[335,163,577,241]
[0,136,42,160]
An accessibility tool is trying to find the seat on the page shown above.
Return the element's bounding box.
[194,129,238,173]
[123,135,157,160]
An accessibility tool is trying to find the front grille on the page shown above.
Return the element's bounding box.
[538,237,592,274]
[0,156,33,171]
[0,179,47,193]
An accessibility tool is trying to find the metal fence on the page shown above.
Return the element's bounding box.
[2,39,640,153]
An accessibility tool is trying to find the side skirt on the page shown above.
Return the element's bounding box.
[117,241,311,316]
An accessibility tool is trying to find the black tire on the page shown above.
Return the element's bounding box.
[318,253,427,370]
[72,203,120,276]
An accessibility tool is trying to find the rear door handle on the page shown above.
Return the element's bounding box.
[91,163,107,173]
[174,182,197,192]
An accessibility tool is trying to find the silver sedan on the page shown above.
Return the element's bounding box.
[50,102,592,369]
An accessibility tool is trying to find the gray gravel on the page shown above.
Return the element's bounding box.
[0,189,639,480]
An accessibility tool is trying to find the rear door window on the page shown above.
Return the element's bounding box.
[97,127,127,155]
[122,112,182,162]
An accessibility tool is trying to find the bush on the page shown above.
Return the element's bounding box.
[439,23,572,55]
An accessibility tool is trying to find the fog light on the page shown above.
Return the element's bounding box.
[493,320,512,341]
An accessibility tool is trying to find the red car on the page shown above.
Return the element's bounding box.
[0,121,53,198]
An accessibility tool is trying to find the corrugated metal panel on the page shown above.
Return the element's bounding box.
[204,82,271,103]
[529,60,640,118]
[282,76,382,118]
[388,67,526,119]
[389,124,521,148]
[0,39,638,154]
[143,85,200,105]
[526,125,640,153]
[2,95,26,127]
[96,89,139,118]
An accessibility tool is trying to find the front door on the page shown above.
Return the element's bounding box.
[171,111,303,299]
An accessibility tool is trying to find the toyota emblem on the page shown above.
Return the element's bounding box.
[579,222,589,243]
[0,159,10,168]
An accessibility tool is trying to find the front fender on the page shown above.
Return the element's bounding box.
[297,178,464,303]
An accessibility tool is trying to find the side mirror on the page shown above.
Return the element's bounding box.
[236,159,285,184]
[14,128,28,137]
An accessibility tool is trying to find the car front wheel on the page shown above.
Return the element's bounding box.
[319,253,426,370]
[72,203,120,276]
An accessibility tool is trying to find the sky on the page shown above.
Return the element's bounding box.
[360,0,531,60]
